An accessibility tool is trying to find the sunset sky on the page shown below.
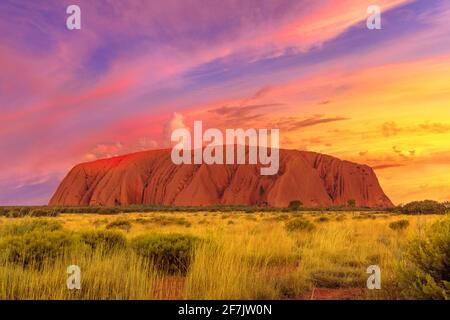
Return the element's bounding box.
[0,0,449,205]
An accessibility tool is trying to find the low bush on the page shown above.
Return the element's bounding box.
[131,234,200,274]
[285,218,315,232]
[389,219,410,231]
[397,217,450,299]
[315,216,330,223]
[80,230,127,251]
[105,219,132,232]
[0,230,75,268]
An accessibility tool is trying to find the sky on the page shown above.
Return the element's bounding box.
[0,0,449,205]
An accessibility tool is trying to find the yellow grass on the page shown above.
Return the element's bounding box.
[0,212,443,300]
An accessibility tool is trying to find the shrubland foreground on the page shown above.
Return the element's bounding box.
[0,210,448,300]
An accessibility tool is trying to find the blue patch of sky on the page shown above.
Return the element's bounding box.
[180,0,444,93]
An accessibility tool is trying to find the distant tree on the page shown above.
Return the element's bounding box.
[288,200,303,210]
[400,200,446,214]
[347,199,356,207]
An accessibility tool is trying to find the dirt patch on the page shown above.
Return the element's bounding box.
[299,288,367,300]
[153,276,185,299]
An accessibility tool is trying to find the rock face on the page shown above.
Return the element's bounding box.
[49,148,393,208]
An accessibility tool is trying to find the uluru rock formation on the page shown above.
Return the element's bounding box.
[49,148,393,208]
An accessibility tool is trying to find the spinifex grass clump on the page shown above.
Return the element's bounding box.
[80,230,127,251]
[131,234,200,274]
[389,219,410,231]
[316,216,330,223]
[105,219,132,232]
[285,218,315,232]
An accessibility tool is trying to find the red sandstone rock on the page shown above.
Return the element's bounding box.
[49,148,393,208]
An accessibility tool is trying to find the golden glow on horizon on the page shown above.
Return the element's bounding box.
[191,56,450,204]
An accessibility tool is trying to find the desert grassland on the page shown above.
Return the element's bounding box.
[0,211,443,300]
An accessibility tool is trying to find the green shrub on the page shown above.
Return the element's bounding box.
[397,218,450,299]
[80,230,127,251]
[131,234,200,274]
[0,230,75,268]
[347,199,356,207]
[105,219,132,232]
[0,219,62,237]
[399,200,446,214]
[389,219,410,231]
[285,218,315,232]
[288,200,302,210]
